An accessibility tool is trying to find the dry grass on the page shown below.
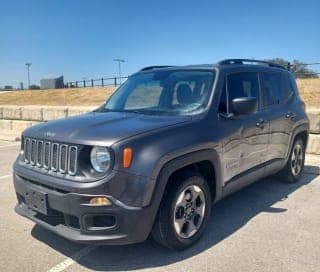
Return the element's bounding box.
[296,79,320,107]
[0,79,319,107]
[0,87,116,106]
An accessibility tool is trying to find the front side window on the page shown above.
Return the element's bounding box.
[218,72,259,113]
[104,70,215,115]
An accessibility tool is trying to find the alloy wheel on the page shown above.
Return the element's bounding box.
[291,144,303,176]
[173,185,206,239]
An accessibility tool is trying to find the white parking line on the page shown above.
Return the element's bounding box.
[47,246,97,272]
[0,143,20,149]
[0,174,12,180]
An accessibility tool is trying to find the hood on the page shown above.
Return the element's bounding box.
[23,112,191,146]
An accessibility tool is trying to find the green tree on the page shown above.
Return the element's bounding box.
[266,58,319,78]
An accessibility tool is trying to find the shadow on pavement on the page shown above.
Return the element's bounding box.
[31,174,317,271]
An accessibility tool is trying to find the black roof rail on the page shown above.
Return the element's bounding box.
[218,59,286,70]
[140,65,174,71]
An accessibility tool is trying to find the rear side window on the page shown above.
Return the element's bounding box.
[260,71,294,107]
[260,72,282,106]
[281,73,294,101]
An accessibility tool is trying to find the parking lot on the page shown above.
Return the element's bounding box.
[0,140,319,272]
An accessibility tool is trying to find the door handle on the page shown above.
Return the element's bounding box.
[256,119,266,128]
[286,112,296,119]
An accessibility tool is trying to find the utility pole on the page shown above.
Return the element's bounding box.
[113,59,125,85]
[25,63,32,89]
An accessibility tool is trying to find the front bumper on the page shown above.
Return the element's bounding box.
[13,173,155,245]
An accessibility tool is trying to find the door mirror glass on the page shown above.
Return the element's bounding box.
[232,97,258,115]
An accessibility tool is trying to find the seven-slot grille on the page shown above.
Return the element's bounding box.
[24,138,78,175]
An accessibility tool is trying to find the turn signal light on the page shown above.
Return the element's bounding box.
[89,197,111,206]
[123,147,132,168]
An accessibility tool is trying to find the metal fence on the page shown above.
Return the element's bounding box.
[65,76,128,88]
[2,62,319,92]
[65,62,320,89]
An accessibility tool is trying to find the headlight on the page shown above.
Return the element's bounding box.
[90,146,112,173]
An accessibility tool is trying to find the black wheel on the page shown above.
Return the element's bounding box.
[151,172,211,250]
[278,138,305,183]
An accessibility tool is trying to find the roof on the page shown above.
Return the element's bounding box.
[136,59,289,74]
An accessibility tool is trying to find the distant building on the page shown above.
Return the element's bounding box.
[40,76,64,89]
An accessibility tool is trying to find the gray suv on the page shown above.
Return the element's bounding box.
[13,59,309,250]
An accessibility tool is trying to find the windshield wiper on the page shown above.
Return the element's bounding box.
[93,107,130,113]
[126,109,177,115]
[95,108,176,115]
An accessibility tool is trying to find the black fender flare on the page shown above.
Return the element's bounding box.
[285,123,309,161]
[147,146,223,219]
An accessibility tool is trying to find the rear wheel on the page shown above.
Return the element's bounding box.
[278,138,305,183]
[152,172,211,250]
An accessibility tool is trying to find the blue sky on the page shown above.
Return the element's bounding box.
[0,0,319,87]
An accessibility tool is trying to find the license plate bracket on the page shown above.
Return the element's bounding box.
[25,189,48,215]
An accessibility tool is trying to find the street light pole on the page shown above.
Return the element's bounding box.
[25,63,32,89]
[113,59,125,85]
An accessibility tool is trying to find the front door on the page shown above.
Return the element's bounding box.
[218,71,269,185]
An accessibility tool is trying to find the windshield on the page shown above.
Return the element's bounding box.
[102,70,215,115]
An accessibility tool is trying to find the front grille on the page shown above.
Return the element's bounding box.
[44,142,50,169]
[36,141,44,167]
[23,137,78,176]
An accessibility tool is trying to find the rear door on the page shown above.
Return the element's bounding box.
[219,71,269,184]
[259,71,294,169]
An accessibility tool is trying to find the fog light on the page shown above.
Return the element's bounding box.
[89,197,111,206]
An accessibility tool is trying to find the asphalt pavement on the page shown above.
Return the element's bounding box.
[0,141,319,272]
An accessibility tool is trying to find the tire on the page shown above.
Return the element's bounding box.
[278,138,305,183]
[151,172,211,250]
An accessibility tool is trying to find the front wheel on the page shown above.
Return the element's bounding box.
[151,172,211,250]
[278,138,305,183]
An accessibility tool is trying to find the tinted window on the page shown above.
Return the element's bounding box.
[281,73,294,101]
[227,72,259,112]
[260,72,294,107]
[260,72,282,106]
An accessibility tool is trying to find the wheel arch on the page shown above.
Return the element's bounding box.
[286,124,309,160]
[151,149,223,209]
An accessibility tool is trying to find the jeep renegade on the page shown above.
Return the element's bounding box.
[13,59,309,250]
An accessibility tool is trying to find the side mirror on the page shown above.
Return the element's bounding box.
[232,97,258,115]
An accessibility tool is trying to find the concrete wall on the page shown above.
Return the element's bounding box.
[0,105,319,154]
[0,105,96,134]
[306,108,320,154]
[308,108,320,134]
[0,105,96,122]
